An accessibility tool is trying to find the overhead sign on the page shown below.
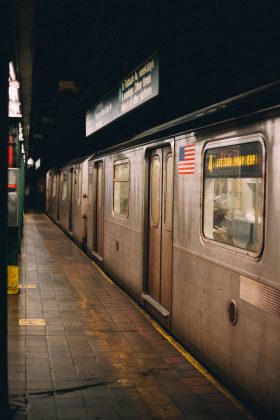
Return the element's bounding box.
[86,53,159,137]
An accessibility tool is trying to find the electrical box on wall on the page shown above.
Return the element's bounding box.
[8,168,19,227]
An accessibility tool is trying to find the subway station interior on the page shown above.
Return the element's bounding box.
[1,1,280,419]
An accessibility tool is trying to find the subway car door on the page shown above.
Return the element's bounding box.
[96,162,104,257]
[95,161,104,258]
[147,146,173,319]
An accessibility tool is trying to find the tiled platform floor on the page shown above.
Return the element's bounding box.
[8,213,252,419]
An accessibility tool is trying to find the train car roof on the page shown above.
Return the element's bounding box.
[91,80,280,158]
[58,154,94,170]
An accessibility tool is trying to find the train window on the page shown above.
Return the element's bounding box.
[62,172,67,201]
[113,160,129,216]
[151,155,160,227]
[75,168,81,205]
[165,153,173,230]
[79,169,82,205]
[52,176,57,197]
[203,140,264,254]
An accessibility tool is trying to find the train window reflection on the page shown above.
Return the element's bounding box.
[113,161,129,216]
[203,141,264,254]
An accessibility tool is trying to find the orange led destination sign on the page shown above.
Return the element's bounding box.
[205,142,262,178]
[207,153,259,173]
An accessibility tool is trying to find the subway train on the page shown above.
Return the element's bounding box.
[45,83,280,416]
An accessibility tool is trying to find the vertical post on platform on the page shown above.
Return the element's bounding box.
[0,4,12,417]
[0,59,9,413]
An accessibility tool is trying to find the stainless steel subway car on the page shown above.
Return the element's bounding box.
[45,84,280,416]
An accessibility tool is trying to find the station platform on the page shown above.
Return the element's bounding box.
[8,212,253,419]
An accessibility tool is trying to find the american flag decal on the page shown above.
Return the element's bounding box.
[178,144,195,174]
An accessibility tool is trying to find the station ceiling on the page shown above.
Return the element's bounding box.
[14,1,280,171]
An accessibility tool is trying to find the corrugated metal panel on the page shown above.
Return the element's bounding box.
[240,276,280,317]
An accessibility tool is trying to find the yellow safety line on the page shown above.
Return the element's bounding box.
[91,259,255,419]
[90,259,114,285]
[149,319,254,419]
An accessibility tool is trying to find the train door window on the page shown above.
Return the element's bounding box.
[151,156,160,227]
[52,175,57,197]
[78,168,82,205]
[62,172,67,200]
[46,175,50,212]
[75,168,81,206]
[69,168,74,232]
[57,172,61,221]
[165,153,173,230]
[203,139,264,254]
[113,160,129,216]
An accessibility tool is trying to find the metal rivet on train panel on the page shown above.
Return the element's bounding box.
[227,299,238,325]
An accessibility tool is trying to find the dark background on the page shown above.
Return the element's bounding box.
[27,1,280,170]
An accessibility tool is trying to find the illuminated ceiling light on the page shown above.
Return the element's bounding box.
[9,101,22,118]
[9,62,16,81]
[27,157,34,167]
[9,86,19,102]
[35,159,41,170]
[18,123,24,141]
[9,80,20,88]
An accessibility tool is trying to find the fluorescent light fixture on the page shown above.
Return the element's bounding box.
[27,157,34,167]
[35,159,41,170]
[9,62,16,81]
[18,123,24,141]
[9,101,22,118]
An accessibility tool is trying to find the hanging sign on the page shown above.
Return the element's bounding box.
[86,53,159,136]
